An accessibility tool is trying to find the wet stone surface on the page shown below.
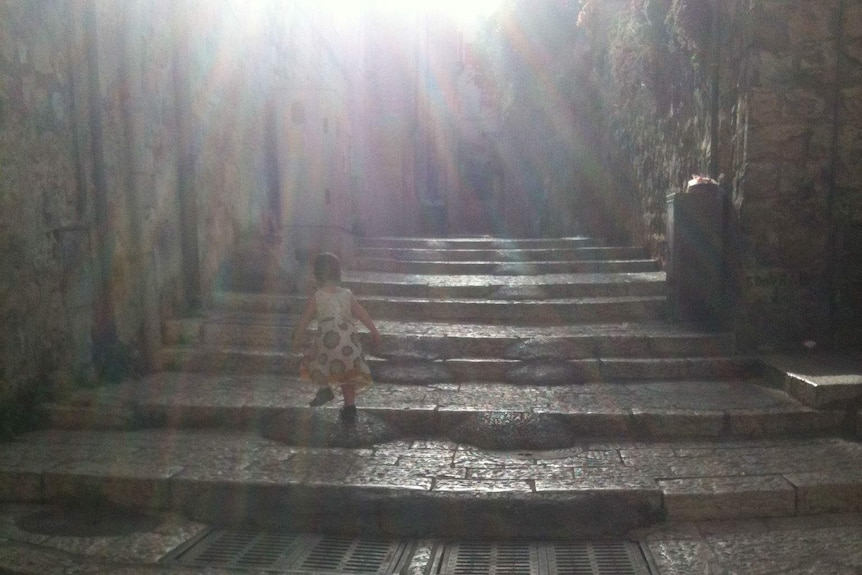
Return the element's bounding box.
[261,409,401,448]
[506,360,589,384]
[639,514,862,575]
[15,505,161,538]
[447,412,575,450]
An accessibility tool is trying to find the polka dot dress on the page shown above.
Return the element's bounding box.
[300,287,373,390]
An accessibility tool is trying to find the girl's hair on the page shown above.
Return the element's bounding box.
[313,252,341,284]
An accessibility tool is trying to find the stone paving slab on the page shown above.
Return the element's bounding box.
[637,513,862,574]
[1,430,861,537]
[762,352,862,408]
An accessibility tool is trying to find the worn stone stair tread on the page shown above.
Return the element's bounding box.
[171,316,727,338]
[43,374,844,441]
[342,270,665,285]
[166,314,730,336]
[357,236,603,248]
[3,428,861,536]
[354,246,649,262]
[209,292,668,323]
[761,353,862,408]
[345,276,665,299]
[352,258,660,274]
[162,316,738,361]
[214,291,667,306]
[159,344,755,381]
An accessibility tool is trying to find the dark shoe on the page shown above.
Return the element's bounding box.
[309,387,335,407]
[340,405,357,423]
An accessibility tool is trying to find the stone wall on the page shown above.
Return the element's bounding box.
[574,0,725,247]
[275,5,361,258]
[0,1,85,429]
[0,0,281,429]
[577,0,861,351]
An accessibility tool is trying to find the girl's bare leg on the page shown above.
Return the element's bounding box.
[341,383,356,406]
[340,384,357,423]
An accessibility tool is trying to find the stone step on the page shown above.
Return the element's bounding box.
[209,292,667,324]
[356,236,603,249]
[159,345,757,382]
[761,353,862,409]
[163,317,736,359]
[354,246,648,262]
[342,271,666,299]
[352,257,660,275]
[44,375,847,442]
[4,426,860,537]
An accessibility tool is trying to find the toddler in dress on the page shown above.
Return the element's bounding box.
[291,252,381,422]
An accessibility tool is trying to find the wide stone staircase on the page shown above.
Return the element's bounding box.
[5,236,862,550]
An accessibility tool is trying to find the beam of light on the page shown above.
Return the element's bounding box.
[288,0,504,26]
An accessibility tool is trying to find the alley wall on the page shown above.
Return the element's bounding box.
[0,0,277,426]
[576,0,862,351]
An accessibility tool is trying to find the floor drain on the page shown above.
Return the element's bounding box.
[436,540,650,575]
[164,528,414,573]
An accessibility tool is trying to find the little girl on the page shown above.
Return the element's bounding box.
[291,252,381,422]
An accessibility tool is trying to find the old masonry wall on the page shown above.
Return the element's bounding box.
[575,0,862,351]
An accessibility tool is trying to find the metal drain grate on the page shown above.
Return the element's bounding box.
[437,540,650,575]
[164,529,413,573]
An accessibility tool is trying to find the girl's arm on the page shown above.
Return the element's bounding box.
[350,295,381,350]
[291,295,317,352]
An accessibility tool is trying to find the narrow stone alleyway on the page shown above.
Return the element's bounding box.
[1,236,861,573]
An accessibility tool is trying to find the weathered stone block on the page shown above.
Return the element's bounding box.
[659,475,796,522]
[739,196,831,270]
[752,50,795,85]
[747,89,783,125]
[785,89,829,119]
[841,86,862,121]
[844,38,862,83]
[632,410,724,439]
[844,2,862,38]
[746,124,808,162]
[44,463,179,510]
[728,409,843,437]
[837,123,862,155]
[741,162,780,197]
[798,41,838,84]
[809,124,838,157]
[750,2,790,50]
[787,1,839,42]
[788,471,862,514]
[836,155,862,187]
[0,466,44,502]
[779,159,830,195]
